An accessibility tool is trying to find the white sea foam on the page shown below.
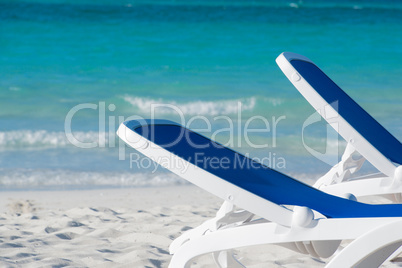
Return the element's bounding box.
[122,96,259,115]
[0,169,187,190]
[0,168,324,190]
[0,130,108,150]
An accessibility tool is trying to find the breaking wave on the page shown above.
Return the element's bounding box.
[122,96,283,116]
[0,169,187,190]
[0,130,109,150]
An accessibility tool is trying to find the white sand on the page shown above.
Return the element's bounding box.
[0,186,400,267]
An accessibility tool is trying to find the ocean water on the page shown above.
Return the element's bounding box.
[1,0,401,190]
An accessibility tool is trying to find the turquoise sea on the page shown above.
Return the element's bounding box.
[1,0,401,190]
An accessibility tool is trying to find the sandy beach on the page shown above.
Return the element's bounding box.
[0,185,400,268]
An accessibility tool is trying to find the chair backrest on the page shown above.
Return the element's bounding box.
[127,120,402,219]
[277,52,401,177]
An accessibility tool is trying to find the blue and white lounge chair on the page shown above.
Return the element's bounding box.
[117,53,402,267]
[276,52,402,202]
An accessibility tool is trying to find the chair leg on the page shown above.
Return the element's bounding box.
[170,201,254,254]
[168,221,338,267]
[326,220,402,268]
[168,222,280,268]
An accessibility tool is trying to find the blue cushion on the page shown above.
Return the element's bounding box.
[130,122,402,219]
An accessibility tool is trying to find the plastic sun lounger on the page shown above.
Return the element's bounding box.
[117,119,402,267]
[276,52,402,202]
[277,52,402,264]
[117,53,402,267]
